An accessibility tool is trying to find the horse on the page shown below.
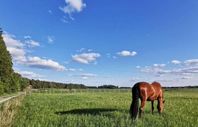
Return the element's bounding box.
[130,81,165,119]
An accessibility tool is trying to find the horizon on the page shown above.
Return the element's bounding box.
[1,0,198,87]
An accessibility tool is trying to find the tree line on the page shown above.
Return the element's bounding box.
[29,79,125,89]
[30,79,87,89]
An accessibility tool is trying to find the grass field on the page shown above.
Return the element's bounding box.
[12,89,198,127]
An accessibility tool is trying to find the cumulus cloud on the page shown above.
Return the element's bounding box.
[3,33,24,48]
[3,32,68,72]
[60,0,86,14]
[72,52,101,64]
[24,56,75,72]
[3,33,27,63]
[171,60,181,65]
[59,0,86,21]
[26,56,66,71]
[117,50,137,57]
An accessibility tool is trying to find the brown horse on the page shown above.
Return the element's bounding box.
[130,81,165,119]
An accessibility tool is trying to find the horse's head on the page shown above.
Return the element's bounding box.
[160,99,165,113]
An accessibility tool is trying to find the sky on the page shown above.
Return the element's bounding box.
[0,0,198,87]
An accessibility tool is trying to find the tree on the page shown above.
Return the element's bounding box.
[0,28,30,94]
[0,28,15,93]
[98,85,119,89]
[19,77,29,91]
[0,81,5,95]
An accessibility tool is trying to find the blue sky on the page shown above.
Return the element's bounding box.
[1,0,198,87]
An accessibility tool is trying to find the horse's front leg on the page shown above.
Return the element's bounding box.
[151,101,154,114]
[157,98,163,114]
[139,99,146,118]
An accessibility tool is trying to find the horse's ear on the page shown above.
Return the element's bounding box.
[163,100,165,103]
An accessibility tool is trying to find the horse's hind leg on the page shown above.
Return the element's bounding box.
[151,101,154,114]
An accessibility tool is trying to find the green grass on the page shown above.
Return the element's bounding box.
[12,89,198,127]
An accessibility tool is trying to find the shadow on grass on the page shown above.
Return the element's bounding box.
[55,108,120,116]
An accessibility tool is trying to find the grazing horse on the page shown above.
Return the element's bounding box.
[130,82,165,119]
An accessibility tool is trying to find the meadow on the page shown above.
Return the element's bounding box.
[12,88,198,127]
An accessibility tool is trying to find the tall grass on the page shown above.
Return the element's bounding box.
[13,89,198,127]
[0,94,24,127]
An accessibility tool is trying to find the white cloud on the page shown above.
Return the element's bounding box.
[26,56,66,71]
[61,16,70,23]
[73,73,97,80]
[59,0,86,21]
[76,48,94,53]
[47,36,54,44]
[171,60,181,65]
[76,48,85,52]
[117,50,137,57]
[140,61,198,77]
[24,35,31,39]
[136,66,141,69]
[160,59,198,77]
[25,40,40,48]
[184,59,198,66]
[176,67,198,74]
[3,32,68,72]
[16,70,44,79]
[181,76,192,80]
[72,52,101,64]
[3,33,27,63]
[140,65,170,76]
[153,64,166,68]
[81,73,97,79]
[87,49,93,52]
[3,33,24,48]
[60,0,86,14]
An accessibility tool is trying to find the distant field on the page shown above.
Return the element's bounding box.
[13,89,198,127]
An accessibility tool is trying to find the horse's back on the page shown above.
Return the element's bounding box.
[151,82,163,92]
[134,81,163,101]
[151,82,163,98]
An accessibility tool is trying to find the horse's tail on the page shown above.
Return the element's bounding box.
[130,83,140,119]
